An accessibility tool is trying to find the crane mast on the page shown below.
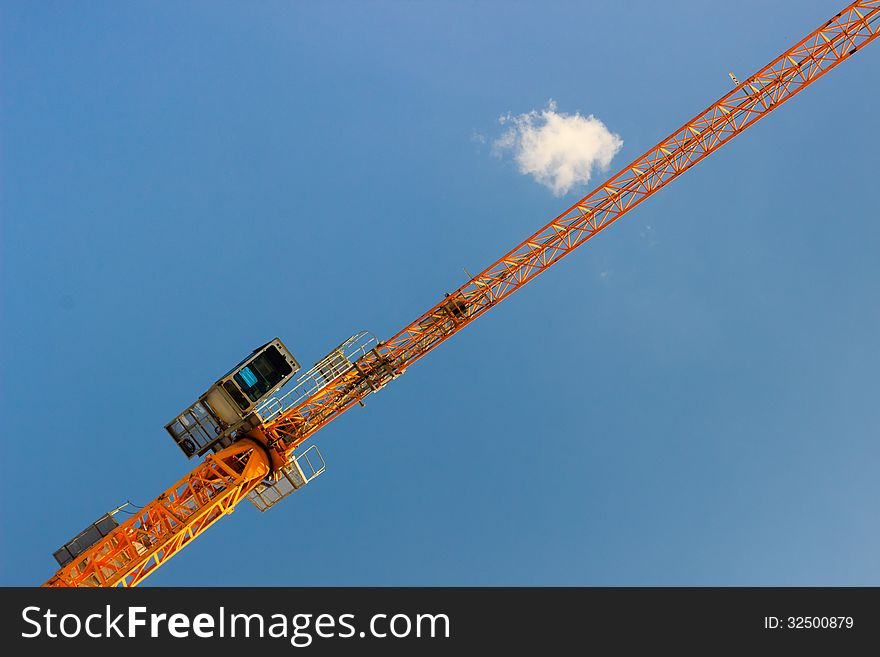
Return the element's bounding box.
[45,0,880,587]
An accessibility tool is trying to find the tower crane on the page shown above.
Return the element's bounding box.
[44,1,880,587]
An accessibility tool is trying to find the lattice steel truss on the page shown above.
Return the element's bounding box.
[45,1,879,587]
[45,440,269,587]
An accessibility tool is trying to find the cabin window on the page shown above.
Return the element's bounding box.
[233,346,293,403]
[223,380,250,411]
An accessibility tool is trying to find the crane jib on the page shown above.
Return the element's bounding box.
[264,0,880,457]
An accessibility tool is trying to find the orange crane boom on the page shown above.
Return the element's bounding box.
[44,0,880,587]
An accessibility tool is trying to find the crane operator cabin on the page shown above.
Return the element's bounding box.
[165,339,300,458]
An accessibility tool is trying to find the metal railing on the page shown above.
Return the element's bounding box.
[255,330,378,424]
[246,445,326,512]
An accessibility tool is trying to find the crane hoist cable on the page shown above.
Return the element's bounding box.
[44,0,880,587]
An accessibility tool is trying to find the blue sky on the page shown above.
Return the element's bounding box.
[2,0,878,586]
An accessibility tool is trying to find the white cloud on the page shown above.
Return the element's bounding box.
[492,100,623,196]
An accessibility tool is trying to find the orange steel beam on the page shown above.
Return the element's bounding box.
[45,440,269,587]
[44,0,879,587]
